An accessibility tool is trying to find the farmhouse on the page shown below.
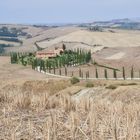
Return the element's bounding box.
[36,47,64,59]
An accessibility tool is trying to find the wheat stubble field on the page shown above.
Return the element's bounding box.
[0,56,140,139]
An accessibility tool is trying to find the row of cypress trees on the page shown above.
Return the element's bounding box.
[37,66,137,80]
[77,66,136,79]
[10,51,139,80]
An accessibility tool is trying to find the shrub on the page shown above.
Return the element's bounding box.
[106,85,117,90]
[86,81,94,87]
[120,83,137,86]
[70,77,80,84]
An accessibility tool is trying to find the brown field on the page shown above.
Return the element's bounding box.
[4,26,80,53]
[0,56,140,139]
[36,28,140,73]
[1,25,140,139]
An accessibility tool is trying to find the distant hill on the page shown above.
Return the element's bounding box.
[79,18,140,30]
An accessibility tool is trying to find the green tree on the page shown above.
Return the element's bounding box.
[104,69,108,79]
[113,69,117,79]
[53,66,56,74]
[64,67,67,76]
[79,68,82,77]
[122,67,126,80]
[131,66,134,80]
[85,51,91,63]
[59,68,61,75]
[62,43,66,51]
[95,68,98,79]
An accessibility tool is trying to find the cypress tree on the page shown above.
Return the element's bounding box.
[65,67,67,76]
[59,68,61,75]
[21,55,24,65]
[79,68,82,77]
[55,59,58,68]
[53,66,56,74]
[48,61,51,72]
[34,59,37,70]
[59,57,62,68]
[95,68,98,79]
[42,60,46,72]
[104,69,108,79]
[62,43,66,51]
[12,53,18,63]
[10,53,13,64]
[131,66,134,80]
[122,67,126,80]
[40,60,43,72]
[113,69,117,80]
[45,60,48,70]
[31,60,35,69]
[85,51,91,63]
[81,71,83,78]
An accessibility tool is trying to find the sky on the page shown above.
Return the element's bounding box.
[0,0,140,24]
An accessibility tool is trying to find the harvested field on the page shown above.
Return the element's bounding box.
[0,79,140,139]
[37,29,140,50]
[1,25,140,139]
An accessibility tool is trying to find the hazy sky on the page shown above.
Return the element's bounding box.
[0,0,140,24]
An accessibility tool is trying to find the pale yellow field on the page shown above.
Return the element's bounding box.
[37,29,140,52]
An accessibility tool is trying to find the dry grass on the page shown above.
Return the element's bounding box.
[38,29,140,50]
[0,80,140,139]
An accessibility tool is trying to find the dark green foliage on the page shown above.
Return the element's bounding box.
[0,37,23,44]
[122,67,126,80]
[106,85,117,90]
[10,52,18,64]
[32,59,37,70]
[131,66,134,80]
[40,60,43,72]
[95,68,98,79]
[43,49,91,70]
[10,49,92,78]
[65,67,67,76]
[62,44,66,50]
[79,68,82,77]
[53,67,56,74]
[113,69,117,79]
[85,51,91,63]
[104,69,108,79]
[70,77,80,84]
